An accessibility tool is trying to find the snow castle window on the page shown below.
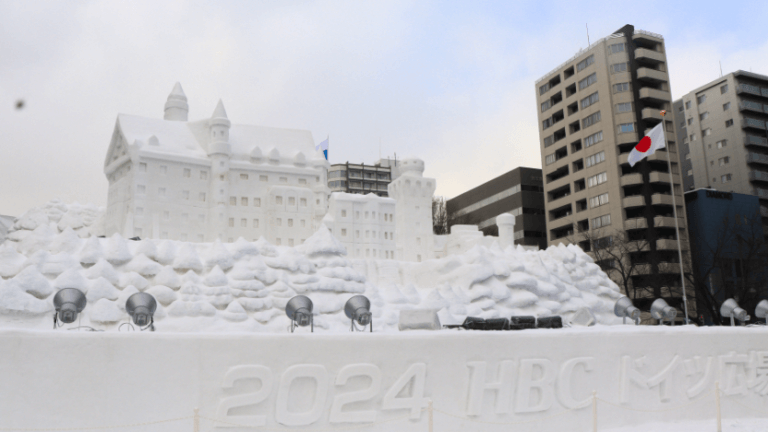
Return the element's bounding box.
[299,178,307,185]
[240,174,248,180]
[228,218,234,227]
[288,239,294,247]
[183,190,190,200]
[365,211,369,219]
[366,249,370,257]
[356,249,360,257]
[230,197,237,205]
[242,197,248,206]
[253,219,259,228]
[366,231,370,238]
[316,176,320,183]
[356,231,360,238]
[136,207,143,215]
[135,228,142,237]
[199,193,206,202]
[300,220,305,227]
[184,168,191,178]
[300,198,307,207]
[277,219,282,226]
[288,219,293,227]
[417,255,422,262]
[254,198,261,207]
[373,211,376,219]
[417,237,421,245]
[139,163,147,172]
[228,238,233,242]
[241,219,247,227]
[220,162,225,167]
[163,211,170,220]
[160,165,167,174]
[276,196,283,205]
[373,250,377,258]
[220,175,225,181]
[316,199,320,205]
[342,229,347,236]
[220,189,224,195]
[260,175,268,182]
[276,238,281,245]
[200,171,208,180]
[384,232,388,239]
[159,187,166,197]
[280,177,287,183]
[341,210,347,217]
[288,197,295,206]
[137,185,146,194]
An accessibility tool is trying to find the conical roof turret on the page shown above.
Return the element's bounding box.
[209,99,231,128]
[164,82,189,121]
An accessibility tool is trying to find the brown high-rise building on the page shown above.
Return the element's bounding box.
[535,24,692,315]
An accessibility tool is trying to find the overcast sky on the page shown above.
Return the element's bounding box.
[2,0,768,216]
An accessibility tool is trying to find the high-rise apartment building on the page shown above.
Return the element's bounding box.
[535,25,692,313]
[328,161,393,197]
[446,167,546,249]
[673,71,768,222]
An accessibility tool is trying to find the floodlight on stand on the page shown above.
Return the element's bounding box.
[755,300,768,323]
[53,288,87,329]
[614,296,641,325]
[344,295,372,332]
[286,295,314,333]
[650,298,677,325]
[124,292,158,331]
[720,298,748,326]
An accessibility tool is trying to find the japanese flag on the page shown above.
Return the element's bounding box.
[628,122,665,167]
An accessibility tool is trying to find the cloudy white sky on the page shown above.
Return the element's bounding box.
[2,0,768,216]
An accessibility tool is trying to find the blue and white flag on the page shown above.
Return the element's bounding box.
[315,137,329,160]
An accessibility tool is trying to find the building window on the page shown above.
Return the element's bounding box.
[687,118,693,125]
[356,211,360,220]
[687,169,693,176]
[160,165,167,174]
[725,119,734,127]
[576,55,594,72]
[230,196,237,205]
[580,92,599,109]
[163,211,170,220]
[723,102,730,111]
[545,154,556,165]
[587,172,607,187]
[137,185,146,194]
[591,214,611,229]
[685,152,691,160]
[700,112,709,121]
[299,178,307,185]
[288,219,293,227]
[609,43,626,53]
[584,131,603,148]
[719,156,730,166]
[241,218,247,227]
[253,219,259,228]
[678,105,684,113]
[685,101,691,109]
[613,82,630,93]
[618,123,635,133]
[610,62,628,73]
[582,111,601,128]
[301,220,305,227]
[722,174,732,183]
[720,84,728,94]
[228,218,234,227]
[254,198,261,207]
[260,175,268,182]
[703,128,712,136]
[690,134,697,141]
[139,163,147,172]
[616,102,632,113]
[589,193,609,208]
[585,152,605,168]
[183,190,189,200]
[240,197,247,206]
[240,173,248,180]
[199,192,206,202]
[183,168,190,178]
[279,177,287,183]
[200,171,208,180]
[136,207,143,215]
[276,238,281,245]
[578,73,597,90]
[342,210,347,217]
[276,218,282,226]
[300,198,307,206]
[539,82,550,95]
[697,94,707,104]
[541,100,552,113]
[717,140,727,149]
[276,196,283,204]
[288,197,295,205]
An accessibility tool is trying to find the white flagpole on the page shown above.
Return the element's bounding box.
[659,111,690,324]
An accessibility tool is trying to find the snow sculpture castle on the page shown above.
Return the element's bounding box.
[103,83,330,245]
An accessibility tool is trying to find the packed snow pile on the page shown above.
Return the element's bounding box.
[5,199,106,241]
[0,218,623,332]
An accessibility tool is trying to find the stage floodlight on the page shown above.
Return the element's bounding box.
[286,295,314,333]
[125,292,158,331]
[344,295,372,332]
[720,298,748,326]
[614,296,641,325]
[53,288,87,328]
[650,298,677,325]
[755,300,768,322]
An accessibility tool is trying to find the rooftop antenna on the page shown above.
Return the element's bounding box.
[586,23,590,46]
[379,138,382,161]
[719,61,723,78]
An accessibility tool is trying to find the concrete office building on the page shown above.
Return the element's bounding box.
[446,167,546,249]
[673,71,768,221]
[328,160,393,197]
[535,25,692,311]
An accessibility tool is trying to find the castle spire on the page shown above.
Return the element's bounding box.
[164,82,188,121]
[211,99,228,120]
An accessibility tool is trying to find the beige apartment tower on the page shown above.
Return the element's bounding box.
[535,24,692,315]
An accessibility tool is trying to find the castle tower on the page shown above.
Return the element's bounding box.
[163,82,189,121]
[387,157,436,262]
[496,213,516,249]
[208,100,232,240]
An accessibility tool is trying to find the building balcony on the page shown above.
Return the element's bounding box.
[651,193,676,206]
[639,87,671,103]
[635,262,682,275]
[636,67,668,83]
[627,240,651,252]
[657,238,685,251]
[635,48,665,64]
[624,218,648,230]
[620,173,643,187]
[739,100,765,113]
[743,118,767,130]
[633,29,664,43]
[654,216,684,228]
[737,83,764,97]
[641,107,664,121]
[755,188,768,199]
[747,152,768,166]
[623,195,645,208]
[649,171,672,184]
[749,170,768,182]
[746,135,768,148]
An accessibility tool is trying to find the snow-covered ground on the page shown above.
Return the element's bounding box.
[1,201,623,332]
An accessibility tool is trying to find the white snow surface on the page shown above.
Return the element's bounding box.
[0,211,624,332]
